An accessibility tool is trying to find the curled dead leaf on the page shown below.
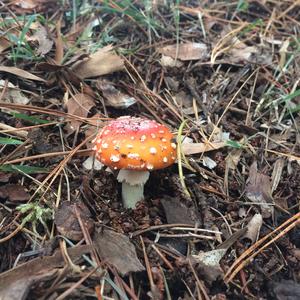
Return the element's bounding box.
[97,80,136,109]
[0,80,30,105]
[182,141,226,155]
[29,26,53,56]
[245,161,274,218]
[0,66,46,82]
[0,184,30,202]
[71,45,124,79]
[243,213,263,243]
[55,201,94,241]
[94,227,145,276]
[66,93,95,131]
[158,42,208,61]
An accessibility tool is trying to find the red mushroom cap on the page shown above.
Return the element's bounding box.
[93,116,176,171]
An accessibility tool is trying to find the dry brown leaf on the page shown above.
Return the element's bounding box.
[0,36,11,53]
[94,227,145,276]
[225,148,243,171]
[0,245,92,300]
[245,161,274,218]
[182,141,226,155]
[97,80,136,108]
[66,93,95,131]
[271,158,285,193]
[71,45,124,79]
[0,66,46,82]
[29,26,53,55]
[55,201,94,241]
[228,37,258,63]
[0,80,31,105]
[191,248,227,283]
[0,184,30,202]
[55,19,64,64]
[243,213,263,243]
[14,0,37,9]
[157,42,208,61]
[161,196,200,225]
[160,55,183,67]
[12,0,57,13]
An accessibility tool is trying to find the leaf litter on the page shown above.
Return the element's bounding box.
[0,1,299,299]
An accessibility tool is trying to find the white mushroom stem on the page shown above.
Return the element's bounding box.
[117,169,150,209]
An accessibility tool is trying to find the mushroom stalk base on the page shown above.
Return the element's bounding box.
[121,182,144,209]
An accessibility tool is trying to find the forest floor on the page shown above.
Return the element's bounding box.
[0,1,300,299]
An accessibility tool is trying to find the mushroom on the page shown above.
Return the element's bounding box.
[93,116,176,208]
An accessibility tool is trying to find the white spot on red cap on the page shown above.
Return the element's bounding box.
[163,157,168,163]
[171,143,176,149]
[149,147,157,154]
[128,153,140,159]
[146,163,154,170]
[150,133,156,138]
[102,143,109,149]
[162,138,167,142]
[127,144,133,149]
[141,135,146,142]
[110,155,120,162]
[159,130,165,134]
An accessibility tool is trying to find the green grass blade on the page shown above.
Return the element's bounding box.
[10,112,50,124]
[0,164,48,174]
[0,137,23,145]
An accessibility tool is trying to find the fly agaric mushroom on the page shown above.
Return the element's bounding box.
[93,116,176,208]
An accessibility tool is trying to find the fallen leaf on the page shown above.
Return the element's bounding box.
[0,270,57,300]
[161,196,200,225]
[29,26,53,55]
[228,37,258,63]
[243,213,263,243]
[66,93,95,131]
[97,80,137,108]
[0,245,92,300]
[72,45,124,79]
[271,158,285,193]
[0,184,30,202]
[0,36,11,53]
[14,0,37,9]
[158,42,208,61]
[279,39,290,69]
[225,147,243,171]
[245,161,274,218]
[55,201,94,241]
[55,19,64,64]
[270,280,300,300]
[160,55,183,68]
[182,141,226,155]
[0,66,46,82]
[0,172,11,183]
[0,80,31,105]
[12,0,58,13]
[83,156,104,171]
[202,156,217,169]
[94,227,145,276]
[217,227,248,250]
[191,248,227,283]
